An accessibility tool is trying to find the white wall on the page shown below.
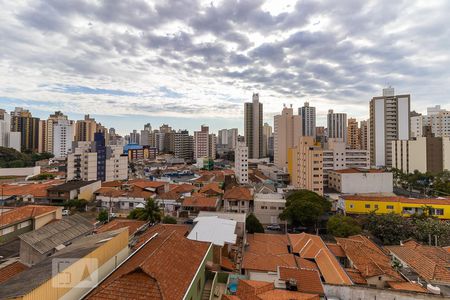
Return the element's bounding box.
[374,100,385,166]
[0,166,40,177]
[443,138,450,171]
[397,96,410,140]
[337,172,393,194]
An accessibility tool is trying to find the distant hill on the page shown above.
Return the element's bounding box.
[0,147,53,168]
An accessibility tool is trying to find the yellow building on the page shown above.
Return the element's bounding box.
[339,195,450,219]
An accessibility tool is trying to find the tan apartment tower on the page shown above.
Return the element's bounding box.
[274,105,301,169]
[244,93,263,158]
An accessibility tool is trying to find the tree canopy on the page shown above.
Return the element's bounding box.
[246,213,264,233]
[0,147,54,168]
[327,215,362,237]
[162,215,177,224]
[97,209,108,222]
[279,190,331,227]
[128,198,161,222]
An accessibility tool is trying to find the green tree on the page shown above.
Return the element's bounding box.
[97,209,108,222]
[162,215,177,224]
[128,199,161,222]
[280,190,331,227]
[327,215,362,237]
[246,213,264,233]
[364,212,413,245]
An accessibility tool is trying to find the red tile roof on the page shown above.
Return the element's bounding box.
[199,182,224,195]
[130,180,167,189]
[295,257,318,271]
[243,234,297,272]
[0,180,63,198]
[101,180,123,188]
[326,243,346,257]
[182,195,219,208]
[87,224,210,300]
[336,235,403,281]
[96,219,146,236]
[224,186,253,201]
[387,281,428,293]
[344,268,367,285]
[279,266,324,295]
[0,205,59,227]
[288,233,352,285]
[0,262,28,284]
[386,240,450,284]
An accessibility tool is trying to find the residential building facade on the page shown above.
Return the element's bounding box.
[274,105,301,169]
[370,87,410,167]
[244,93,263,158]
[10,107,40,152]
[299,101,316,138]
[235,142,249,184]
[327,109,347,143]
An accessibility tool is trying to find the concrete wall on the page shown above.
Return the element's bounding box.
[253,193,285,224]
[443,138,450,171]
[0,166,40,177]
[79,180,101,201]
[324,284,443,300]
[335,172,393,194]
[34,208,62,229]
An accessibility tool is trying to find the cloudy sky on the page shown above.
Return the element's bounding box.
[1,0,449,135]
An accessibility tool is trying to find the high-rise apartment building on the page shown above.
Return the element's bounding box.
[75,115,97,142]
[359,120,369,150]
[315,126,325,145]
[235,142,249,184]
[347,118,360,149]
[244,93,263,158]
[67,133,127,181]
[262,123,272,158]
[322,139,370,187]
[370,87,410,167]
[299,102,316,138]
[129,130,140,144]
[327,109,347,143]
[10,107,40,152]
[411,106,450,138]
[53,119,74,158]
[174,130,194,160]
[288,136,323,195]
[274,105,301,169]
[0,109,21,151]
[194,125,216,160]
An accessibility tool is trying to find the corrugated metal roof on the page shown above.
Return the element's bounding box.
[19,214,94,254]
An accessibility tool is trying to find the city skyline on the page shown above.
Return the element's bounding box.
[1,0,449,134]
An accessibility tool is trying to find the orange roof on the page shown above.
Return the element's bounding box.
[344,268,367,285]
[387,281,428,293]
[182,195,219,208]
[386,240,450,284]
[0,180,63,198]
[95,187,153,199]
[220,256,235,271]
[96,219,146,236]
[243,234,297,272]
[336,235,403,281]
[101,180,123,188]
[288,233,352,285]
[199,182,223,195]
[295,257,318,271]
[341,195,450,206]
[279,267,324,295]
[444,246,450,254]
[332,168,385,174]
[87,224,211,300]
[193,174,214,183]
[326,243,346,257]
[130,180,167,189]
[0,262,28,284]
[230,279,319,300]
[0,205,59,228]
[224,186,253,201]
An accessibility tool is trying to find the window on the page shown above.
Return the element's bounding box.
[350,204,354,209]
[387,205,394,210]
[374,204,379,209]
[18,220,31,229]
[365,204,371,209]
[1,226,14,235]
[431,208,444,216]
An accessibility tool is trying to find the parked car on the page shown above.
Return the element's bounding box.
[288,226,308,233]
[109,212,117,218]
[266,224,281,231]
[62,209,70,216]
[183,219,194,225]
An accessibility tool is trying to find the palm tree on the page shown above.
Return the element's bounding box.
[139,198,162,223]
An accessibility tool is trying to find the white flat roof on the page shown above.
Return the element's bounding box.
[197,211,246,223]
[188,216,237,246]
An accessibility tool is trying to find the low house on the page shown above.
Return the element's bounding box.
[223,186,253,214]
[84,224,213,300]
[0,229,129,300]
[386,240,450,295]
[277,266,325,297]
[222,279,319,300]
[182,195,220,214]
[47,180,101,203]
[156,183,197,213]
[197,211,246,240]
[128,180,169,195]
[95,187,152,213]
[0,205,62,244]
[19,214,94,266]
[199,182,224,197]
[0,180,63,204]
[335,235,404,288]
[253,192,285,224]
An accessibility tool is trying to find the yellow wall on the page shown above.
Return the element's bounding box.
[344,199,450,219]
[18,229,129,300]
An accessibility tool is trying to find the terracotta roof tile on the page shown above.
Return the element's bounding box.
[243,234,297,272]
[96,219,146,236]
[344,268,367,285]
[232,279,319,300]
[295,257,318,271]
[101,180,123,188]
[387,281,428,293]
[386,240,450,284]
[130,180,167,189]
[182,195,219,208]
[279,266,324,295]
[326,243,346,257]
[224,187,253,201]
[0,205,59,227]
[0,180,63,198]
[288,233,352,285]
[0,262,28,284]
[336,235,403,282]
[87,224,210,300]
[199,182,224,195]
